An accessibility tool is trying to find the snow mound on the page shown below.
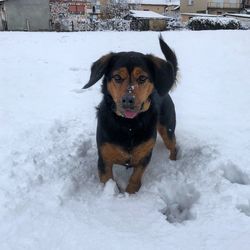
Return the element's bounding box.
[102,179,120,198]
[221,162,250,185]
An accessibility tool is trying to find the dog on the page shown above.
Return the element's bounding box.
[83,35,178,194]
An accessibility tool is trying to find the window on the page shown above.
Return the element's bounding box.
[188,0,193,5]
[68,3,85,14]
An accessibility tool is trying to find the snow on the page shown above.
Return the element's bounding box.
[225,13,250,19]
[1,30,250,250]
[224,13,250,29]
[188,16,241,27]
[129,10,169,19]
[182,13,219,17]
[128,0,180,5]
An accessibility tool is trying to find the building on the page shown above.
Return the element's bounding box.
[49,0,104,31]
[181,0,244,15]
[180,0,246,22]
[207,0,243,15]
[0,0,7,30]
[0,0,105,31]
[128,0,180,16]
[124,9,172,30]
[180,0,207,14]
[1,0,50,31]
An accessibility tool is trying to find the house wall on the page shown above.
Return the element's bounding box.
[140,4,166,14]
[180,0,208,14]
[130,3,180,16]
[149,19,166,30]
[208,8,241,14]
[180,0,243,16]
[207,0,243,14]
[130,18,167,31]
[0,2,6,31]
[5,0,50,31]
[0,4,3,30]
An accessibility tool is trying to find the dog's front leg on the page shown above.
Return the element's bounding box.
[98,143,130,185]
[126,139,155,194]
[126,165,147,194]
[98,156,113,184]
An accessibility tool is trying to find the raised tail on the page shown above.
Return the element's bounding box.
[159,34,178,75]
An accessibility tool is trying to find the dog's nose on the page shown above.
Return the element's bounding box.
[122,95,135,109]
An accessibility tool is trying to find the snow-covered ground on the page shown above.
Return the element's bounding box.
[1,30,250,250]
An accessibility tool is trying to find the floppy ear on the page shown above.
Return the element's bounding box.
[83,53,114,89]
[147,55,176,96]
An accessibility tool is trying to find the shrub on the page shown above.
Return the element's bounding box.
[187,16,242,30]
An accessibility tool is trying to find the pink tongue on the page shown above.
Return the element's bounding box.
[124,110,137,119]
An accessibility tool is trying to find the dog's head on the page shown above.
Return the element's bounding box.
[83,36,178,119]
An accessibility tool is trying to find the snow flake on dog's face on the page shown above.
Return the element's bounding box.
[107,65,154,118]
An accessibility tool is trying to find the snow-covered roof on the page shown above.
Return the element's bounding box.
[128,0,180,6]
[173,5,180,10]
[224,13,250,19]
[181,13,219,17]
[128,10,170,19]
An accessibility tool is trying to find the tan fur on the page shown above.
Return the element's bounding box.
[107,67,129,104]
[132,67,154,107]
[157,123,177,160]
[126,166,146,193]
[107,66,154,116]
[100,138,155,193]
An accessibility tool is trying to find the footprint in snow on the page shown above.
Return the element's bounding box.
[237,202,250,217]
[221,162,250,185]
[69,67,81,72]
[160,183,200,223]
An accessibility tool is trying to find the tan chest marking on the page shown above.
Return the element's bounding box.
[100,138,155,167]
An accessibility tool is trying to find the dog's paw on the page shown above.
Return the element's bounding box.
[169,147,178,161]
[125,182,141,194]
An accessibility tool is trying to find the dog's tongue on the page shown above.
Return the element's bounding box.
[124,110,138,119]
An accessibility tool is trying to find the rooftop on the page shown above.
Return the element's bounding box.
[128,10,171,19]
[128,0,180,6]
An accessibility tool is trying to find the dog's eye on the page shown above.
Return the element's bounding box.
[137,75,148,84]
[112,75,123,84]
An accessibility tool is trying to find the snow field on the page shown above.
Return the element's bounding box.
[0,30,250,249]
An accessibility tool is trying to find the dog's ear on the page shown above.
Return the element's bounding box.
[83,53,114,89]
[146,36,178,96]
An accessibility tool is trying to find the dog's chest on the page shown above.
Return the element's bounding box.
[100,138,155,167]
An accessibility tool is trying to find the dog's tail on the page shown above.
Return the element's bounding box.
[159,34,178,74]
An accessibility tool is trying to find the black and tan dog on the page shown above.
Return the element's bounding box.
[83,35,178,194]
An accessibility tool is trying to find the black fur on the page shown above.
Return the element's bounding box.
[83,36,178,190]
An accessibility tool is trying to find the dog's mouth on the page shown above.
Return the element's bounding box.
[116,99,151,119]
[123,109,139,119]
[115,106,140,119]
